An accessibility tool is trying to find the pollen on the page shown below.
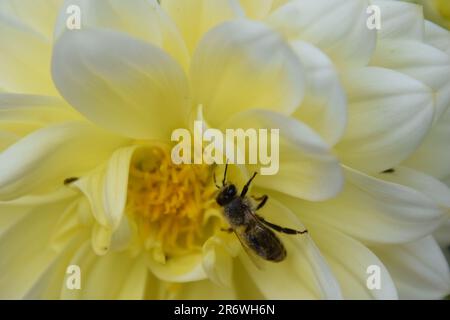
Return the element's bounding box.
[126,146,220,256]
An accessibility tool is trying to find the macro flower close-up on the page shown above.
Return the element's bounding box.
[0,0,449,301]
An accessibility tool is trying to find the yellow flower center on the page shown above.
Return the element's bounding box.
[126,146,221,257]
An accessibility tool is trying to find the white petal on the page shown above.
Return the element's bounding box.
[277,167,446,245]
[424,21,450,55]
[336,67,434,174]
[370,39,450,120]
[240,197,342,299]
[222,109,343,201]
[267,0,376,68]
[52,28,190,140]
[161,0,244,53]
[434,219,450,247]
[55,0,189,69]
[372,0,424,41]
[191,20,305,127]
[0,121,127,200]
[371,236,450,299]
[308,222,398,299]
[290,41,347,146]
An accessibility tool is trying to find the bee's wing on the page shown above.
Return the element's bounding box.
[245,205,273,230]
[232,227,264,271]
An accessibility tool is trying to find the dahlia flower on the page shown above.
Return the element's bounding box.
[0,0,449,300]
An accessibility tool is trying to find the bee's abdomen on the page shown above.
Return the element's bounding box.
[245,224,286,262]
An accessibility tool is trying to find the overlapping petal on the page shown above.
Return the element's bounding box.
[0,189,82,299]
[267,0,376,68]
[222,109,343,201]
[73,146,137,254]
[0,121,127,201]
[0,94,80,150]
[0,13,56,95]
[370,39,450,120]
[275,167,445,245]
[55,0,189,69]
[405,108,450,179]
[336,67,434,173]
[306,222,398,299]
[60,242,148,299]
[191,20,305,127]
[161,0,244,53]
[371,236,450,299]
[290,41,347,145]
[52,28,190,140]
[373,0,424,41]
[239,0,273,19]
[374,166,450,211]
[239,197,342,299]
[424,21,450,54]
[0,0,62,38]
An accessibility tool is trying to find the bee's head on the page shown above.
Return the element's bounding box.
[216,184,237,206]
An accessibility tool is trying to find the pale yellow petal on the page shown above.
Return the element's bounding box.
[308,222,398,300]
[337,67,434,174]
[240,197,342,299]
[370,39,450,120]
[55,0,189,69]
[267,0,376,68]
[191,19,305,127]
[372,0,424,41]
[0,0,62,38]
[290,41,347,145]
[161,0,244,53]
[371,236,450,300]
[52,29,190,140]
[222,110,343,201]
[0,13,56,95]
[276,167,445,245]
[0,121,127,200]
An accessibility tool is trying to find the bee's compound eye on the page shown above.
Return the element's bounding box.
[227,185,237,197]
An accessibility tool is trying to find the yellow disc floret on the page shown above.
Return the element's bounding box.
[126,146,220,257]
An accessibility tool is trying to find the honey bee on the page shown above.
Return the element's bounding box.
[214,163,308,264]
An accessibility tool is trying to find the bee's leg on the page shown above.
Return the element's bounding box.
[240,172,258,197]
[256,214,308,235]
[220,227,234,233]
[252,195,268,210]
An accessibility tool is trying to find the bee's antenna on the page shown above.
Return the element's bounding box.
[222,160,229,186]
